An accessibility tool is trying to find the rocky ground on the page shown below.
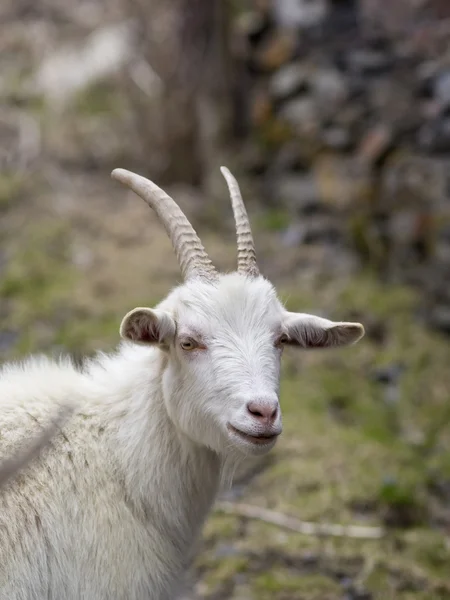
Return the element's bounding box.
[1,1,450,599]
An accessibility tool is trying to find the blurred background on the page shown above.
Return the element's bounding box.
[1,0,450,597]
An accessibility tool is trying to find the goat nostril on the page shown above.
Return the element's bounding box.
[247,403,263,418]
[247,401,278,422]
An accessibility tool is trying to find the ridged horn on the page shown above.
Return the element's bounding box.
[220,166,259,278]
[111,169,217,281]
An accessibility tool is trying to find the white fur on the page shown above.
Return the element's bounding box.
[0,273,363,599]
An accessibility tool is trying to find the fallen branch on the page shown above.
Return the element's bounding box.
[215,501,384,540]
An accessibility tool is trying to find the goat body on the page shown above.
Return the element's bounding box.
[0,400,74,489]
[0,348,219,599]
[0,167,364,599]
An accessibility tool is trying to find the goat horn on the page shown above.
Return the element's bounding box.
[111,169,217,281]
[220,166,259,278]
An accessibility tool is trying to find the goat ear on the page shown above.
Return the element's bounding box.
[120,307,176,347]
[283,312,364,349]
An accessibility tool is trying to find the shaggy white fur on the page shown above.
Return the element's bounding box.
[0,169,364,600]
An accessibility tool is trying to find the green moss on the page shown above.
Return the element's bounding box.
[203,514,240,541]
[53,312,120,354]
[1,219,450,598]
[74,81,124,117]
[253,570,341,599]
[257,209,290,232]
[0,222,73,304]
[198,554,250,594]
[0,220,78,358]
[0,172,26,210]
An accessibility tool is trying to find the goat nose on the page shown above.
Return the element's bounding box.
[246,400,279,424]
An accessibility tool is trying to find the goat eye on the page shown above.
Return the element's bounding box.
[180,339,198,351]
[275,333,289,347]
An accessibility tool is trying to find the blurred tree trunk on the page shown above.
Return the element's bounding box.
[160,87,203,185]
[177,0,233,184]
[126,0,233,186]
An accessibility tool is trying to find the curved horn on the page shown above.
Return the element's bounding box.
[112,169,217,281]
[220,166,259,278]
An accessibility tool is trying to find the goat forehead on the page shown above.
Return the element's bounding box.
[178,274,282,331]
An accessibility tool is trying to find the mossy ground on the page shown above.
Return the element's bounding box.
[189,269,450,600]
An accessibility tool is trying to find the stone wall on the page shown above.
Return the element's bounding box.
[231,0,450,334]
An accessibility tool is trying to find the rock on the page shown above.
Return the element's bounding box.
[32,23,135,108]
[311,68,348,111]
[346,48,393,76]
[71,244,94,269]
[418,259,450,325]
[239,142,270,175]
[416,60,439,98]
[370,363,405,386]
[271,0,328,30]
[250,87,273,127]
[258,118,293,150]
[333,101,368,133]
[344,588,373,600]
[279,96,318,133]
[0,330,19,354]
[428,305,450,334]
[380,154,446,209]
[214,544,238,559]
[240,0,450,336]
[313,155,372,211]
[322,244,360,274]
[360,0,426,36]
[436,239,450,263]
[236,9,271,48]
[269,63,309,102]
[434,0,450,18]
[321,126,353,151]
[357,124,393,165]
[269,140,310,171]
[366,78,416,129]
[388,210,431,246]
[253,30,297,71]
[289,214,343,245]
[326,0,360,36]
[418,116,450,153]
[275,173,320,212]
[0,111,40,172]
[280,223,306,247]
[421,99,442,120]
[435,222,450,263]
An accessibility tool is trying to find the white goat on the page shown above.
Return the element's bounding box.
[0,403,73,488]
[0,166,364,599]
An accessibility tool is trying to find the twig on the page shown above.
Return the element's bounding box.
[215,501,385,540]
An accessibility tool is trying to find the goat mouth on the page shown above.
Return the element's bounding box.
[226,423,279,445]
